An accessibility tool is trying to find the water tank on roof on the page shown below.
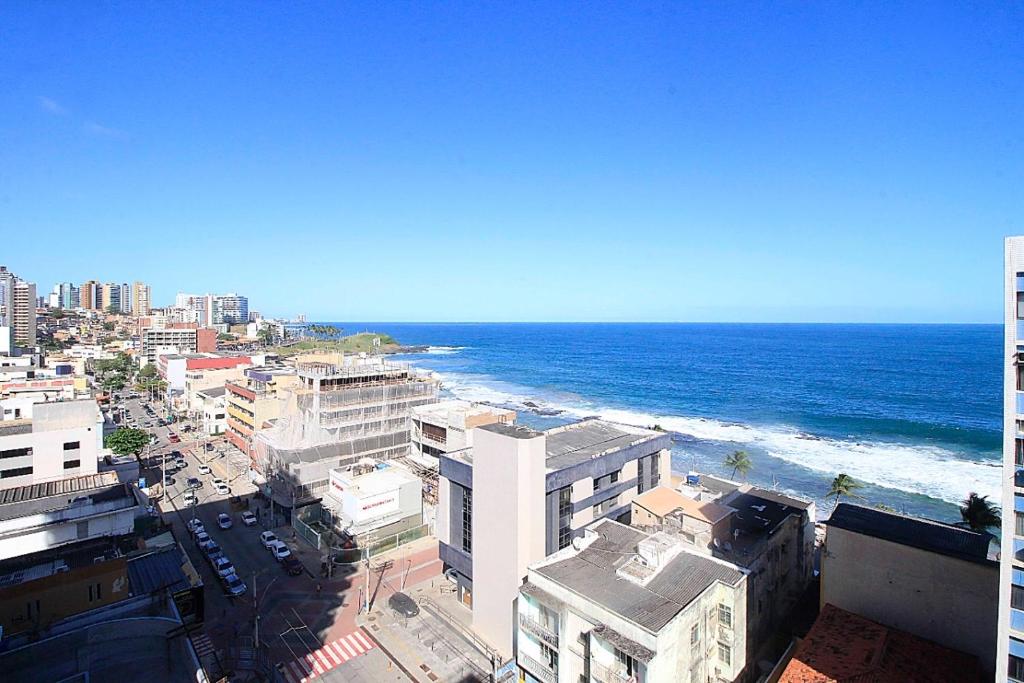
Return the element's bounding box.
[55,364,73,375]
[686,472,700,486]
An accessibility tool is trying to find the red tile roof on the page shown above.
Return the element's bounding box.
[777,603,980,683]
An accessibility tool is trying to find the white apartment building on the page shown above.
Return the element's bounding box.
[1001,236,1024,681]
[0,400,103,489]
[195,386,227,435]
[437,418,671,657]
[410,399,515,467]
[518,518,748,683]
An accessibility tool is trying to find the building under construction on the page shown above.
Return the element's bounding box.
[252,353,438,509]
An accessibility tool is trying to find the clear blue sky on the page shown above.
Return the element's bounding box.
[1,3,1020,322]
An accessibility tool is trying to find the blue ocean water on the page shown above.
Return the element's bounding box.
[327,323,1001,522]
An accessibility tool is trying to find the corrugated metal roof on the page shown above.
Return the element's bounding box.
[826,503,993,565]
[0,472,119,505]
[127,546,192,594]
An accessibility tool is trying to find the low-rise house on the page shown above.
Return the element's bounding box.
[517,518,748,683]
[822,503,998,677]
[0,399,103,488]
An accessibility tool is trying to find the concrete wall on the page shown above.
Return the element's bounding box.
[822,526,998,674]
[0,422,99,487]
[472,427,546,658]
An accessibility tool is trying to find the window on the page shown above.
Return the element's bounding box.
[540,642,558,670]
[638,457,646,493]
[461,487,472,554]
[0,447,32,459]
[558,487,573,549]
[718,641,731,666]
[1017,512,1024,537]
[63,441,80,450]
[690,623,700,646]
[1013,585,1024,612]
[1011,654,1024,683]
[64,460,81,469]
[558,524,572,550]
[0,466,32,479]
[614,649,636,676]
[650,454,661,486]
[718,604,733,628]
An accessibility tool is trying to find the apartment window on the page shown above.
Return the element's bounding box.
[1015,586,1024,611]
[77,521,89,539]
[540,642,558,670]
[690,623,700,646]
[64,460,81,469]
[718,604,733,629]
[637,457,646,493]
[558,524,573,550]
[0,466,32,479]
[88,582,102,601]
[63,441,80,450]
[558,486,573,549]
[461,487,472,554]
[1011,653,1024,683]
[614,649,637,676]
[1017,439,1024,467]
[718,641,731,666]
[650,454,661,487]
[1017,512,1024,537]
[0,447,32,459]
[593,498,615,517]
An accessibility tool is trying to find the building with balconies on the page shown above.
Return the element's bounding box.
[410,399,515,468]
[224,366,298,467]
[1004,236,1024,682]
[517,518,748,683]
[437,418,671,658]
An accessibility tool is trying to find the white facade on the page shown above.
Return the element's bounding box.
[325,463,422,535]
[0,400,103,488]
[1002,236,1024,681]
[411,399,515,467]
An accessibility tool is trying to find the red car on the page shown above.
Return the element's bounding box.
[168,433,181,443]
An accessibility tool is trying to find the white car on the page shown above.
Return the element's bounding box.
[240,511,257,527]
[213,555,235,579]
[223,572,247,597]
[211,478,226,488]
[214,482,230,496]
[259,531,278,548]
[183,491,198,507]
[267,540,292,562]
[217,513,232,529]
[194,531,212,549]
[197,465,212,476]
[187,519,205,535]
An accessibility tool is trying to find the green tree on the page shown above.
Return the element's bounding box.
[723,450,753,480]
[102,321,115,331]
[106,304,120,314]
[826,473,863,509]
[101,373,126,391]
[105,428,151,456]
[958,492,1001,535]
[257,327,275,345]
[138,364,158,379]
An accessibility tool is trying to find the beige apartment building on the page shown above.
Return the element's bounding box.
[225,367,299,464]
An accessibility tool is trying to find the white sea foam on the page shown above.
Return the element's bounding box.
[428,368,1000,505]
[424,346,466,355]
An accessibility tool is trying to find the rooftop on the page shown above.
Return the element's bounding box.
[127,545,195,595]
[532,518,745,632]
[0,472,132,522]
[826,503,993,566]
[542,419,666,470]
[197,386,227,399]
[777,603,979,683]
[634,485,733,524]
[330,462,419,497]
[413,399,515,427]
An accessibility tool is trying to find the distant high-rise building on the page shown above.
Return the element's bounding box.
[70,285,80,309]
[80,280,100,310]
[100,282,122,313]
[12,279,36,346]
[0,267,14,328]
[119,283,131,313]
[131,281,151,316]
[217,294,248,325]
[174,292,248,325]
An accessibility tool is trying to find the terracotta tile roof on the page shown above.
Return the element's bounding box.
[632,486,733,524]
[778,603,980,683]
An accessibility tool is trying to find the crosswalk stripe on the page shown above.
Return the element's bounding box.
[323,643,342,666]
[314,649,333,670]
[340,638,359,658]
[354,631,374,650]
[348,634,366,654]
[330,641,350,662]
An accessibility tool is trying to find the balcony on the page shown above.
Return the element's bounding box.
[519,653,557,683]
[590,661,639,683]
[519,612,559,648]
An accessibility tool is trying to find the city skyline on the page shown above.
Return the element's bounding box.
[3,3,1021,322]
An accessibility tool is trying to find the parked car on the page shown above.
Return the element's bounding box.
[217,513,232,529]
[213,556,235,579]
[204,542,223,562]
[282,556,304,576]
[187,519,205,535]
[240,510,257,527]
[173,457,187,469]
[186,477,202,490]
[259,531,278,548]
[223,573,247,597]
[268,541,292,562]
[194,531,212,548]
[163,474,175,487]
[388,592,420,618]
[197,465,212,476]
[169,433,181,443]
[214,482,230,496]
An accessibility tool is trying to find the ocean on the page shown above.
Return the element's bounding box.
[323,323,1001,523]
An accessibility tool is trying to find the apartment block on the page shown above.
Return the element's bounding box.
[225,366,298,466]
[131,281,151,316]
[1004,236,1024,682]
[0,400,103,488]
[140,326,216,366]
[437,418,671,656]
[252,354,437,507]
[79,280,100,310]
[12,279,36,347]
[410,399,515,466]
[822,503,997,677]
[517,518,748,683]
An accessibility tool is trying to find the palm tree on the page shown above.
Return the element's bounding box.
[958,492,1001,534]
[826,473,862,509]
[723,450,752,480]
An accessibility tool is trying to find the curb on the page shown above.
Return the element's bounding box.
[358,625,418,683]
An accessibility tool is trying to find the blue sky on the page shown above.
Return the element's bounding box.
[1,3,1021,322]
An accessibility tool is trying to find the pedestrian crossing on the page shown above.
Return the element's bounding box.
[281,630,376,683]
[191,632,216,659]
